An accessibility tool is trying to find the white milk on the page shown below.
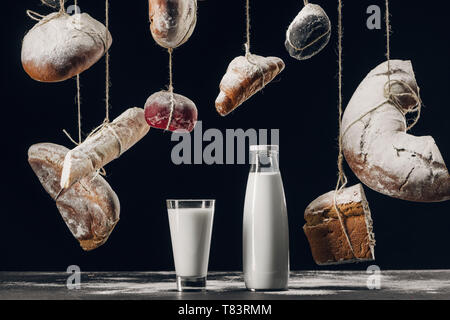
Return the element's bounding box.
[168,208,214,277]
[243,171,289,290]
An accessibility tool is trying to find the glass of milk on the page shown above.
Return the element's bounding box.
[166,199,215,292]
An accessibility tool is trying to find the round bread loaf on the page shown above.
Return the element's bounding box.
[21,12,112,82]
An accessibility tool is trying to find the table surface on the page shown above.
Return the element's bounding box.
[1,270,450,300]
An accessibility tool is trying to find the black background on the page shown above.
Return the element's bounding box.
[1,0,449,272]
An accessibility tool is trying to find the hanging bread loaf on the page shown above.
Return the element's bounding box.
[304,184,375,265]
[285,3,331,60]
[29,143,120,251]
[215,55,285,116]
[148,0,197,48]
[61,107,150,189]
[144,91,198,132]
[342,60,450,202]
[21,12,112,82]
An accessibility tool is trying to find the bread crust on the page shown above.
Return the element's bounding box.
[21,12,112,82]
[28,143,120,251]
[215,55,285,116]
[303,184,375,265]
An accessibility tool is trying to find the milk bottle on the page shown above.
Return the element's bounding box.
[243,145,289,291]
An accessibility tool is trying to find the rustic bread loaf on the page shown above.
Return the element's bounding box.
[61,107,150,189]
[22,12,112,82]
[148,0,197,48]
[285,3,331,60]
[303,184,375,265]
[215,55,285,116]
[342,60,450,202]
[28,143,120,251]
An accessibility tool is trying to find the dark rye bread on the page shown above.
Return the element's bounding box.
[303,184,375,265]
[28,143,120,251]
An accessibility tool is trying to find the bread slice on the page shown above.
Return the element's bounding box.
[303,184,375,265]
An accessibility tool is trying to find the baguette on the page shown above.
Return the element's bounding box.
[61,107,150,189]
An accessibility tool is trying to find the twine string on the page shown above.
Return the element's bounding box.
[333,0,356,259]
[104,0,110,123]
[27,0,66,22]
[166,48,175,131]
[244,0,266,90]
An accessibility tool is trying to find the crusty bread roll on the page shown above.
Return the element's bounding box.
[304,184,375,265]
[148,0,197,48]
[342,60,450,202]
[215,55,285,116]
[61,108,150,189]
[285,3,331,60]
[28,143,120,251]
[22,12,112,82]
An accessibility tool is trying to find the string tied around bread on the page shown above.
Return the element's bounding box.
[26,0,66,23]
[63,119,125,180]
[165,48,176,131]
[341,79,422,140]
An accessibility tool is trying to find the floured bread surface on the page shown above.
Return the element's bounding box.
[149,0,197,48]
[22,12,112,82]
[61,107,150,189]
[303,184,375,265]
[342,60,450,202]
[215,55,285,116]
[28,143,120,251]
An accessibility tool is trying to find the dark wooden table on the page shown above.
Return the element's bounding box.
[1,271,449,300]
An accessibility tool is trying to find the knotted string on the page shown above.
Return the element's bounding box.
[27,0,66,22]
[166,48,175,131]
[333,0,356,259]
[244,0,266,89]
